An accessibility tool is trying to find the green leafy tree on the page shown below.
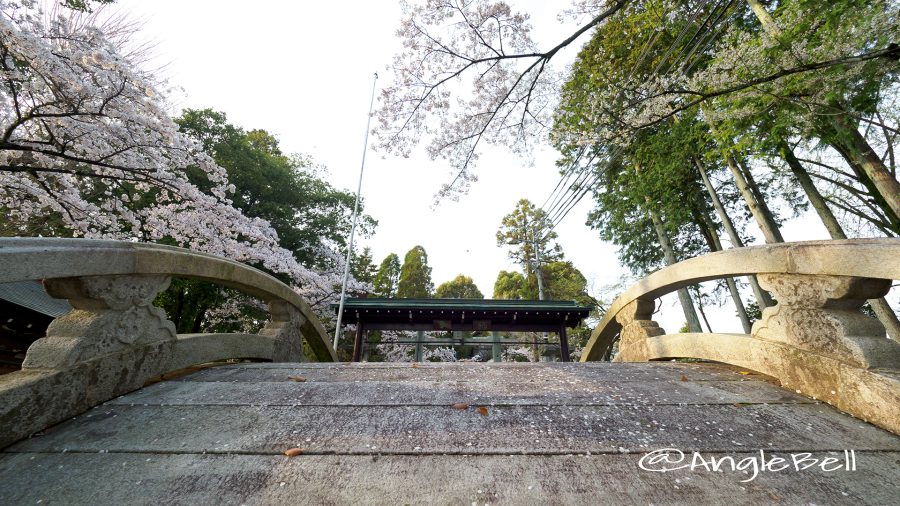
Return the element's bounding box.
[540,260,599,349]
[492,271,526,300]
[493,261,596,359]
[535,261,591,304]
[494,262,592,304]
[397,246,433,298]
[551,0,898,235]
[714,0,900,228]
[435,275,484,299]
[175,109,376,270]
[372,253,401,297]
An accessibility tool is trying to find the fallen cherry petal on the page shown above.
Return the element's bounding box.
[283,448,304,457]
[680,375,689,382]
[451,403,469,410]
[477,406,489,416]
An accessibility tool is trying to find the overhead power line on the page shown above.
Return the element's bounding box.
[539,0,734,232]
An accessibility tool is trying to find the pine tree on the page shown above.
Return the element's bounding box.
[496,199,562,281]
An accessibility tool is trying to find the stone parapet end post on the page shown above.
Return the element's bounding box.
[259,300,307,362]
[752,273,900,369]
[614,299,665,362]
[22,275,176,370]
[2,272,183,449]
[0,339,179,448]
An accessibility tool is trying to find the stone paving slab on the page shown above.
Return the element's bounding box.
[3,362,898,504]
[182,360,758,383]
[0,452,897,505]
[115,377,809,407]
[8,402,898,455]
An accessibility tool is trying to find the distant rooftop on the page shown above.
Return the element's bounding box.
[332,297,593,331]
[334,297,592,312]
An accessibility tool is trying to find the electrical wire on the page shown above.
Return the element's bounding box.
[540,1,706,226]
[540,0,735,232]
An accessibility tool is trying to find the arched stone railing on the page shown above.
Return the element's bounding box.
[0,238,336,447]
[582,239,900,434]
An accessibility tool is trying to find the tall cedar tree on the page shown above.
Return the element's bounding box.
[397,246,434,298]
[373,253,401,297]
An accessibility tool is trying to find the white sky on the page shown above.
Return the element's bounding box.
[110,0,852,334]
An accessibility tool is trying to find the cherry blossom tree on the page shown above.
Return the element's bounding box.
[376,0,628,200]
[0,1,360,321]
[423,346,458,362]
[376,330,417,362]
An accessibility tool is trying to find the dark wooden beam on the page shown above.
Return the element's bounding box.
[361,339,565,347]
[352,321,365,362]
[359,322,569,332]
[559,324,570,362]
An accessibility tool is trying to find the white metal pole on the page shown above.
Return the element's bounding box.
[533,225,545,301]
[333,72,378,352]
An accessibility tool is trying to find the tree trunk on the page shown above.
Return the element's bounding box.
[746,0,779,34]
[736,157,784,240]
[827,141,900,234]
[699,105,784,244]
[191,306,206,334]
[173,286,185,330]
[648,204,703,333]
[781,142,847,238]
[694,205,753,333]
[829,116,900,229]
[694,288,713,333]
[695,157,774,309]
[695,158,743,246]
[781,142,900,340]
[726,155,784,243]
[869,297,900,342]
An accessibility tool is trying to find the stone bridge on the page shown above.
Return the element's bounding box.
[0,237,898,504]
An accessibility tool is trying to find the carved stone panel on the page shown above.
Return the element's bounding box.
[22,275,176,370]
[752,273,899,369]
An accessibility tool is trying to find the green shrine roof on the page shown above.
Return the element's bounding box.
[332,298,593,331]
[333,297,592,313]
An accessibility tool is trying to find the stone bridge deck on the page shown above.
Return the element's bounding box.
[2,362,898,505]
